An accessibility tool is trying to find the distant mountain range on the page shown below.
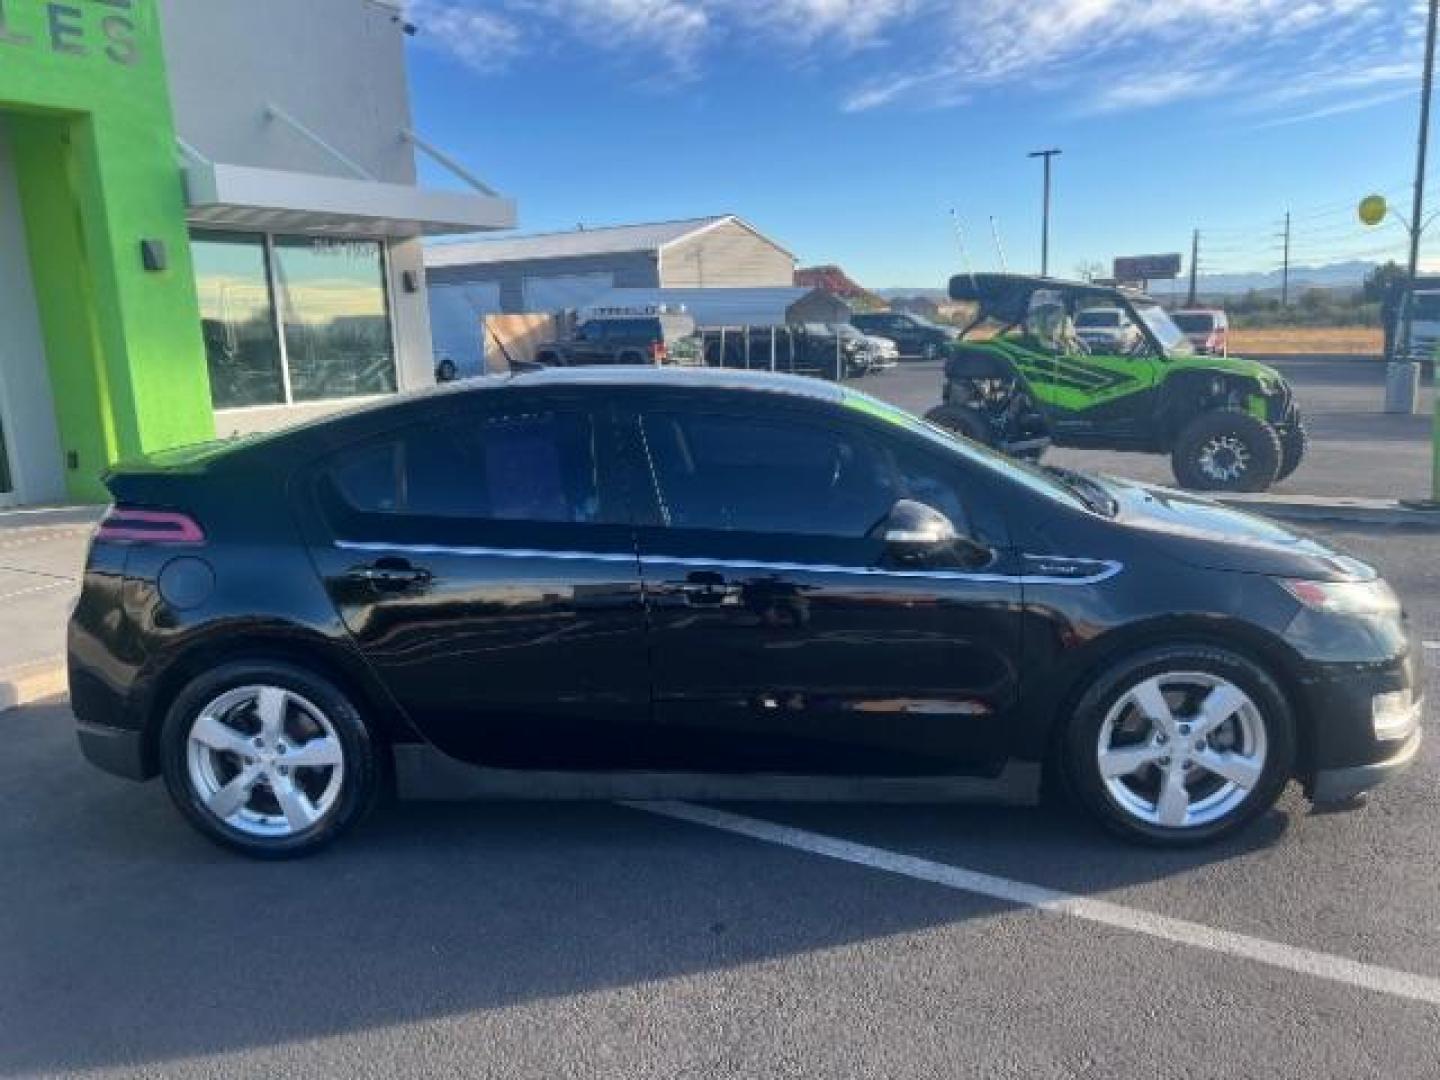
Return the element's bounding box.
[877,260,1388,299]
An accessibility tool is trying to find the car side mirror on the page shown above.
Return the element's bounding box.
[879,499,992,570]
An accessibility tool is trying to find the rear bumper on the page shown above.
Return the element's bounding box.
[1310,727,1422,804]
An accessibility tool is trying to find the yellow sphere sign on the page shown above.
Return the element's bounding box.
[1358,194,1388,226]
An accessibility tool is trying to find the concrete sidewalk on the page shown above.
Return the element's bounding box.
[0,506,101,710]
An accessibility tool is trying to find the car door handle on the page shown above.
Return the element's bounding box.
[347,559,432,590]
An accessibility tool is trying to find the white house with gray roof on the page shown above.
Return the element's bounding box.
[425,216,797,374]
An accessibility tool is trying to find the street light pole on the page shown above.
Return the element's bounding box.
[1029,149,1061,276]
[1396,0,1440,508]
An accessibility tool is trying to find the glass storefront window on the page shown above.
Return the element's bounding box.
[191,232,286,409]
[272,238,397,404]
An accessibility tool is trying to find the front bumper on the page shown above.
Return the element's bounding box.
[1311,727,1423,804]
[76,720,150,781]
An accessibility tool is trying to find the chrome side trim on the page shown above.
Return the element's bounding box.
[336,540,637,565]
[640,554,1123,586]
[335,541,1123,586]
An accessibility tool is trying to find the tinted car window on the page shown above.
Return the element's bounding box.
[1172,312,1216,333]
[641,410,893,537]
[330,408,609,523]
[599,319,660,342]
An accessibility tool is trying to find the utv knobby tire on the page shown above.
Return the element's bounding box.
[925,404,994,447]
[1277,420,1309,482]
[1171,409,1283,493]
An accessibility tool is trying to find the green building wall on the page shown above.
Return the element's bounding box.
[0,0,213,501]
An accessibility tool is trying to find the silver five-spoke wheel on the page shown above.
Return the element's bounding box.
[1096,671,1267,830]
[186,685,345,838]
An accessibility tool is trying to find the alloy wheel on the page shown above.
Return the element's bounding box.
[1196,434,1251,483]
[186,685,345,838]
[1096,672,1267,829]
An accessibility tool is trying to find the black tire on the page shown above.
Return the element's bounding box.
[535,352,559,367]
[1171,408,1283,492]
[159,660,380,859]
[1276,418,1309,482]
[434,357,458,383]
[1063,644,1295,847]
[617,351,645,365]
[924,404,994,446]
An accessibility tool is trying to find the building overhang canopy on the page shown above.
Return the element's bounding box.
[184,163,517,238]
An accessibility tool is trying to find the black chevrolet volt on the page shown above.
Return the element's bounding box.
[68,368,1423,857]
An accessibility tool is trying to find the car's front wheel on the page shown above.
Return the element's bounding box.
[1171,408,1283,492]
[1063,645,1295,845]
[160,661,380,858]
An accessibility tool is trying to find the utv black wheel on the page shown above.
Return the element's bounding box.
[1171,409,1283,492]
[1276,419,1309,482]
[924,404,994,446]
[160,661,380,859]
[1063,644,1295,847]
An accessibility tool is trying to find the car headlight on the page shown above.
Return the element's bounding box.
[1278,578,1400,617]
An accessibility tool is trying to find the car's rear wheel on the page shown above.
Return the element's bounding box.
[160,661,379,858]
[1171,408,1283,492]
[1063,645,1295,846]
[1276,418,1309,482]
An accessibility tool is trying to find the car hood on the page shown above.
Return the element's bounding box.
[1100,475,1374,581]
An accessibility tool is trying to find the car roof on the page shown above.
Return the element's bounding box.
[504,364,845,401]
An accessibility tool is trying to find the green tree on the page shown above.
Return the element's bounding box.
[1362,261,1406,303]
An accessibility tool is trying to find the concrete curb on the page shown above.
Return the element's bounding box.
[0,659,67,713]
[0,505,104,530]
[1216,494,1440,528]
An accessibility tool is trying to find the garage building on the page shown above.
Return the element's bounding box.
[426,216,796,374]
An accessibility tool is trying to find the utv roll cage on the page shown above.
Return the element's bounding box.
[948,272,1164,353]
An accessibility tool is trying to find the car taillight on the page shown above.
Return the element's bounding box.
[651,340,667,363]
[95,506,205,544]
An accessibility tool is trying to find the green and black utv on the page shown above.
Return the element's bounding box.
[924,273,1306,492]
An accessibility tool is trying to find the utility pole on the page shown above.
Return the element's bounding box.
[1402,0,1439,370]
[1279,212,1292,307]
[1187,229,1200,306]
[1028,149,1061,276]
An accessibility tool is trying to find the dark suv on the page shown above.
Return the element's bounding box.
[70,368,1421,857]
[535,313,697,367]
[852,311,959,359]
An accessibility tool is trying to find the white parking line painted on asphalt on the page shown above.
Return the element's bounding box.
[631,801,1440,1009]
[0,580,74,603]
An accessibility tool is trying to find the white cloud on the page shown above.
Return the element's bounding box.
[406,1,525,73]
[407,0,1420,120]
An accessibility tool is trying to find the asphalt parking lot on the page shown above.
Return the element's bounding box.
[4,358,1440,1078]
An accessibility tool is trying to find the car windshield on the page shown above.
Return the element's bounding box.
[1076,310,1121,328]
[840,388,1102,513]
[831,324,865,341]
[1132,302,1195,356]
[1172,311,1217,333]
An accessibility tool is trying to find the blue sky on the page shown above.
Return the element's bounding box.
[405,0,1429,287]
